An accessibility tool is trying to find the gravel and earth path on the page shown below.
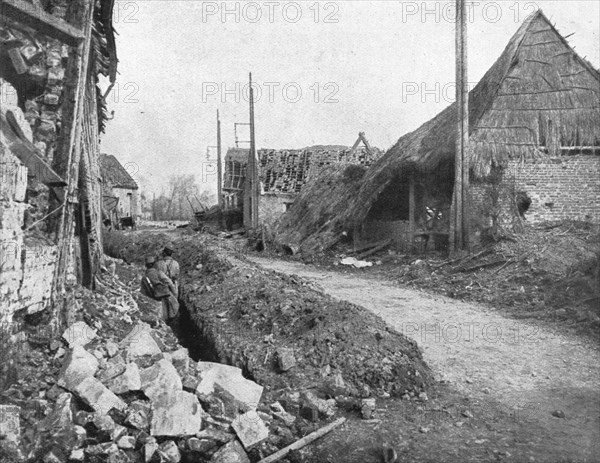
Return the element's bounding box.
[247,256,600,462]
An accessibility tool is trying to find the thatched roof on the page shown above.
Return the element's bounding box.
[276,10,600,252]
[101,154,138,190]
[346,9,600,226]
[275,164,366,253]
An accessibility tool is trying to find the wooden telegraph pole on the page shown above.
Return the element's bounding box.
[248,72,259,229]
[451,0,470,254]
[216,110,223,208]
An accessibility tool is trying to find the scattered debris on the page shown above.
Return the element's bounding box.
[257,417,346,463]
[360,398,377,419]
[62,321,97,348]
[232,411,270,449]
[0,404,20,444]
[276,348,297,372]
[340,257,373,268]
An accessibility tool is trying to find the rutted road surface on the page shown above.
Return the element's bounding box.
[248,256,600,462]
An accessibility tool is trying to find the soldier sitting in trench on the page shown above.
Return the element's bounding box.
[141,256,180,324]
[156,244,180,297]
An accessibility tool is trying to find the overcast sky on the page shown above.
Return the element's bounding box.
[99,1,600,197]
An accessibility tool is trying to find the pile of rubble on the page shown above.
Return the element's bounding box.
[0,258,367,463]
[39,319,275,463]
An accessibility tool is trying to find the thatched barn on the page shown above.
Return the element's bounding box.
[277,10,600,255]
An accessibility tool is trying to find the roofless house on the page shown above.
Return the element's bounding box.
[221,133,382,230]
[276,10,600,255]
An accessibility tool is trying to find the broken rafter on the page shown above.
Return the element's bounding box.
[0,0,85,46]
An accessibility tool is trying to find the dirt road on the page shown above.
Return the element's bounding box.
[248,256,600,461]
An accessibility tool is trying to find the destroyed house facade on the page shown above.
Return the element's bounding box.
[0,0,117,327]
[276,10,600,254]
[222,147,249,211]
[222,134,382,228]
[100,153,139,224]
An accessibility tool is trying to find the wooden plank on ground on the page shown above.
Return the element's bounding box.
[357,239,393,260]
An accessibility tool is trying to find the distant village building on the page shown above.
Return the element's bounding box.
[221,133,382,228]
[101,154,140,226]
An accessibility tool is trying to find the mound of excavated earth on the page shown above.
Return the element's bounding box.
[110,232,432,400]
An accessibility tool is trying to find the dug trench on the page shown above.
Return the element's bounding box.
[104,229,596,463]
[105,230,435,461]
[108,230,431,398]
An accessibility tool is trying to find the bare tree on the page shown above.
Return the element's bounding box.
[147,175,213,220]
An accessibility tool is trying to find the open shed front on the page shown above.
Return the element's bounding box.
[354,162,454,253]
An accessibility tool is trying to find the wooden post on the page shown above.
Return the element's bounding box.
[249,72,259,229]
[459,0,470,251]
[409,176,416,251]
[51,0,94,331]
[217,110,223,208]
[152,192,156,221]
[450,0,469,254]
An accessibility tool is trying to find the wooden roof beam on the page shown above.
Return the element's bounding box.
[0,0,84,46]
[350,131,374,156]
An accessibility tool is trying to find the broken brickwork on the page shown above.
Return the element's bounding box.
[0,0,117,328]
[1,79,58,326]
[471,156,600,238]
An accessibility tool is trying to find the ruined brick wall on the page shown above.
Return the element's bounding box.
[470,156,600,238]
[1,81,57,326]
[1,141,28,324]
[1,133,57,326]
[505,156,600,224]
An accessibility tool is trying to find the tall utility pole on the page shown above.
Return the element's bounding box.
[450,0,470,254]
[216,110,223,208]
[248,72,259,229]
